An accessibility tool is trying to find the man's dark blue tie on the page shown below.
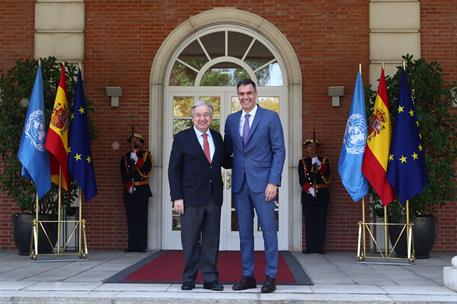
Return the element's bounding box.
[243,114,250,146]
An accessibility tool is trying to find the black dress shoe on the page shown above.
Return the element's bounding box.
[232,276,257,290]
[316,249,326,254]
[203,281,224,291]
[302,248,315,254]
[124,248,134,252]
[181,281,195,290]
[261,276,276,293]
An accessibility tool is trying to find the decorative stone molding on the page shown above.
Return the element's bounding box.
[369,0,420,88]
[34,1,84,62]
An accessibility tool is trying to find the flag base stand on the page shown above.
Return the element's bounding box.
[30,189,88,261]
[30,218,88,261]
[356,198,414,265]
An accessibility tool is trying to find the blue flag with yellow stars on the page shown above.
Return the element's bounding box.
[387,69,428,203]
[68,68,97,201]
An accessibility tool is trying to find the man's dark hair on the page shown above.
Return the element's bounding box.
[236,79,257,91]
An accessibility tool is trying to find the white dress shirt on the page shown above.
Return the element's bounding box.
[194,127,215,160]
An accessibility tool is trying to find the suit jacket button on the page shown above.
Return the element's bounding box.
[209,180,212,183]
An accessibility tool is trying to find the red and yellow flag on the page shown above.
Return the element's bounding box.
[45,63,70,191]
[362,68,395,205]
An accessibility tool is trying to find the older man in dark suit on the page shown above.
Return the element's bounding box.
[168,100,229,291]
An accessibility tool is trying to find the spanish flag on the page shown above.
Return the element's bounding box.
[45,63,70,191]
[361,67,395,205]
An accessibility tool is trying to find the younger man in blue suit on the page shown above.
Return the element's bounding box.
[224,79,286,293]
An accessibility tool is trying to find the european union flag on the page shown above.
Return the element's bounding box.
[387,69,428,203]
[338,71,369,202]
[17,63,51,199]
[68,69,97,201]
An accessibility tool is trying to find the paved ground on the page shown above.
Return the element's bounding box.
[0,250,456,303]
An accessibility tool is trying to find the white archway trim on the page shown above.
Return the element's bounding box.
[149,8,303,251]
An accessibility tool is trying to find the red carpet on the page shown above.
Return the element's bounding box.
[120,250,303,284]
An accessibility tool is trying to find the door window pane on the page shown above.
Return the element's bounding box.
[245,40,274,70]
[200,32,225,58]
[179,40,209,70]
[256,62,284,86]
[199,96,221,116]
[228,31,253,59]
[173,96,194,136]
[170,62,197,86]
[200,63,249,86]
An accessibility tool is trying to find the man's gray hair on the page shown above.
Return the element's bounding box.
[191,100,214,117]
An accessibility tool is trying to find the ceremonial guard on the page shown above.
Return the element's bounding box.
[120,133,152,252]
[298,139,331,254]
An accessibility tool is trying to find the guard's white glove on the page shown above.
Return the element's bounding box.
[128,186,134,194]
[130,152,138,163]
[312,156,321,168]
[308,187,316,197]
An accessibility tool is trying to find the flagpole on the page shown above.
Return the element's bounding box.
[78,188,82,257]
[360,63,366,259]
[32,193,39,259]
[384,204,388,258]
[406,199,412,261]
[57,167,62,255]
[362,197,366,258]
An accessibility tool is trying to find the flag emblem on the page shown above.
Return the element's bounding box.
[367,108,387,140]
[24,110,46,151]
[50,105,68,131]
[343,113,367,155]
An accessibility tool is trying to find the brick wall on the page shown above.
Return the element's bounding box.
[0,0,455,252]
[420,0,457,253]
[0,0,35,249]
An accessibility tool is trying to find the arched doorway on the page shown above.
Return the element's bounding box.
[148,8,302,251]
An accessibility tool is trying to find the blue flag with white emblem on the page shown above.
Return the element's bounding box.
[68,69,97,201]
[387,69,428,203]
[338,71,369,202]
[17,63,51,199]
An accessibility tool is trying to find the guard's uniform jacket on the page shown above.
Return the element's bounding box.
[120,150,152,252]
[298,155,331,253]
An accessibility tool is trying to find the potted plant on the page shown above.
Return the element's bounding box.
[368,55,457,258]
[0,57,78,255]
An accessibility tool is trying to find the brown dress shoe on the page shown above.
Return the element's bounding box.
[232,276,257,290]
[261,276,276,293]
